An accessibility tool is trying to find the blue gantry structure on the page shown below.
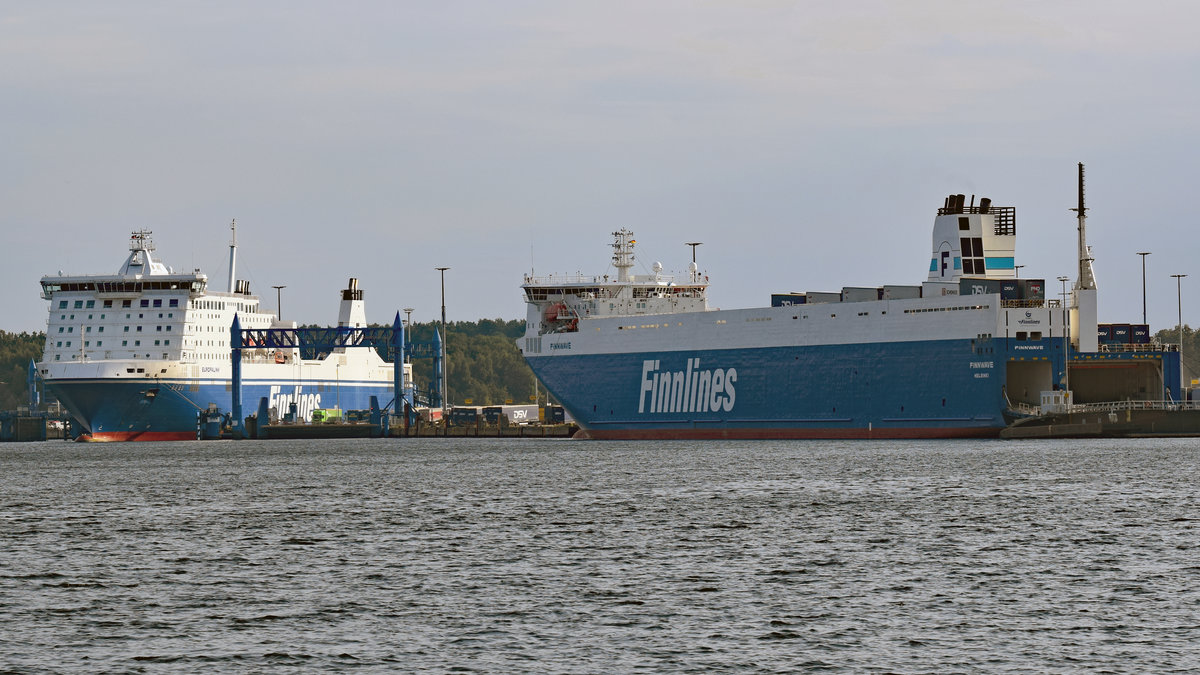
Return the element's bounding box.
[229,312,444,438]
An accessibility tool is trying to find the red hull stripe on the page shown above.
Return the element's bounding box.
[78,431,197,443]
[575,427,1000,440]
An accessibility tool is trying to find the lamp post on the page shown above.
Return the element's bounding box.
[1137,252,1151,325]
[1015,264,1024,276]
[436,267,450,412]
[1058,276,1070,393]
[272,285,286,320]
[1171,273,1187,400]
[402,308,414,367]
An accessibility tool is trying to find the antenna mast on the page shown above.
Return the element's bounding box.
[611,229,635,282]
[226,218,236,291]
[1071,163,1097,291]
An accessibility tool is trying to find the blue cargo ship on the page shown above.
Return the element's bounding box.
[518,174,1182,439]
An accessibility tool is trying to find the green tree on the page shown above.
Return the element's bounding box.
[0,331,46,410]
[405,319,535,405]
[1154,324,1198,384]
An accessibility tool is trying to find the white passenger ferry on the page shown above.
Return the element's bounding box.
[37,226,407,441]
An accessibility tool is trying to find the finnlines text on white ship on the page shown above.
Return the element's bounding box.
[639,359,737,413]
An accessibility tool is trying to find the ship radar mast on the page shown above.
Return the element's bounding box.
[1071,162,1097,291]
[129,229,155,253]
[611,228,635,282]
[227,218,238,293]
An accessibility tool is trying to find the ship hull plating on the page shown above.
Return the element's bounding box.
[528,339,1009,439]
[48,378,392,440]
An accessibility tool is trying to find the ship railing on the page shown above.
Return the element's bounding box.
[523,273,678,285]
[1068,400,1200,413]
[1097,342,1175,353]
[1010,401,1041,415]
[1001,299,1046,309]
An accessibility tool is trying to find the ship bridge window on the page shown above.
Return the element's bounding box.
[153,299,162,307]
[959,217,970,231]
[140,300,149,307]
[103,300,112,308]
[169,299,178,307]
[58,301,67,309]
[122,300,131,308]
[86,300,94,308]
[73,301,82,309]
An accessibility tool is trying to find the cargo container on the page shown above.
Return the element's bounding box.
[999,280,1021,300]
[882,285,922,300]
[841,287,882,303]
[1131,324,1151,344]
[449,406,483,425]
[770,293,807,307]
[959,278,1003,296]
[806,292,842,304]
[502,404,539,425]
[311,408,342,424]
[1022,279,1046,301]
[1110,323,1132,343]
[544,405,566,424]
[1097,324,1114,344]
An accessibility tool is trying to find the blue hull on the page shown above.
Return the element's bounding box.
[48,379,393,440]
[528,338,1032,439]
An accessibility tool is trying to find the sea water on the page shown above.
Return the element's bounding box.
[2,438,1198,672]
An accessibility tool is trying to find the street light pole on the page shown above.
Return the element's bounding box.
[402,307,414,365]
[436,267,450,412]
[1171,273,1187,400]
[1137,252,1151,325]
[272,285,286,320]
[1058,275,1070,393]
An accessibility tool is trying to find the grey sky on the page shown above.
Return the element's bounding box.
[3,1,1198,333]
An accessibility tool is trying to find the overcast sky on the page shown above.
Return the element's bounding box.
[3,1,1199,334]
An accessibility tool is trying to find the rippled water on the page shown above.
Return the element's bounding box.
[2,438,1199,672]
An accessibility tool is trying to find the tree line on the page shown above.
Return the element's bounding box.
[0,331,45,410]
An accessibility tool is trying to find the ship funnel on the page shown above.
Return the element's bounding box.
[979,197,991,214]
[338,277,366,328]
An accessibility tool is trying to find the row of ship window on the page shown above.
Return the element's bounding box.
[55,298,252,312]
[57,313,174,321]
[55,339,171,348]
[58,298,180,310]
[58,324,174,333]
